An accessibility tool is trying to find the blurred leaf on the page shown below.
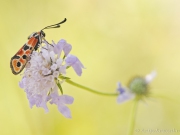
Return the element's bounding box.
[56,81,63,94]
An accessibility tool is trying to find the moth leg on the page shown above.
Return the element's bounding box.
[42,37,54,47]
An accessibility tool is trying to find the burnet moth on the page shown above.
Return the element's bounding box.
[10,18,67,75]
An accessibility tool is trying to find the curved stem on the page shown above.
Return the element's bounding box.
[65,79,118,96]
[128,97,139,135]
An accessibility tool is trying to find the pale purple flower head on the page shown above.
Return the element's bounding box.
[19,39,84,118]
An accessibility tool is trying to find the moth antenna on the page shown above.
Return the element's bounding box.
[42,18,67,30]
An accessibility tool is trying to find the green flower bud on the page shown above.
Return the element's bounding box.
[128,77,148,95]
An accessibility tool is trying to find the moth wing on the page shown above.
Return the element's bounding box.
[10,37,38,75]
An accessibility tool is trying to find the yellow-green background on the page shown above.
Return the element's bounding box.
[1,0,180,135]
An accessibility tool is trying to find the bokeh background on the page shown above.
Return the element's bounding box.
[1,0,180,135]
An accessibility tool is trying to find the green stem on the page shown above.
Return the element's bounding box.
[128,97,139,135]
[65,79,118,96]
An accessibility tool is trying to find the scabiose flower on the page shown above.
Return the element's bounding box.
[19,39,84,118]
[117,71,156,103]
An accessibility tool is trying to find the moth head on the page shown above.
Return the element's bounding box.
[40,30,46,38]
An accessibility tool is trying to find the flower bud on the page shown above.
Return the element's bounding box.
[128,77,148,95]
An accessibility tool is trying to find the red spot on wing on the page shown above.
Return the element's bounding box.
[28,37,38,48]
[17,47,24,56]
[19,58,26,64]
[25,50,31,55]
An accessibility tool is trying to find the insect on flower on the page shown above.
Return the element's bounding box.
[10,18,67,75]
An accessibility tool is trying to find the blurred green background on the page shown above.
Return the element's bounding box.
[1,0,180,135]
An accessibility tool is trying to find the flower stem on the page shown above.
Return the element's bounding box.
[65,79,118,96]
[128,97,139,135]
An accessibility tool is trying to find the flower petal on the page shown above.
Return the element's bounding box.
[63,43,72,56]
[51,63,58,71]
[53,39,65,55]
[56,58,63,67]
[53,71,59,78]
[117,91,135,104]
[65,54,78,65]
[28,94,49,112]
[41,49,50,63]
[42,67,51,75]
[116,82,126,94]
[49,51,55,62]
[72,63,83,76]
[145,71,156,84]
[58,104,72,118]
[65,54,84,76]
[59,65,67,75]
[58,95,74,104]
[19,77,26,88]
